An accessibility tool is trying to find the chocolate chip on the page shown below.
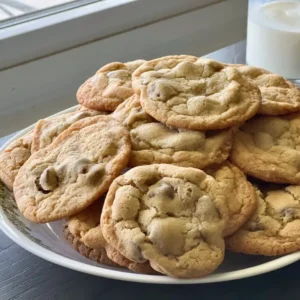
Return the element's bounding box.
[158,182,175,199]
[147,81,177,102]
[35,177,51,194]
[281,207,296,222]
[81,167,88,174]
[148,191,156,198]
[186,187,193,197]
[37,167,58,193]
[163,185,175,199]
[247,221,264,232]
[148,182,175,199]
[86,164,105,185]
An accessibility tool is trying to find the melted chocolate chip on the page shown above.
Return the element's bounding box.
[162,183,175,199]
[149,182,175,199]
[86,164,105,185]
[281,207,296,222]
[247,221,264,232]
[35,177,51,194]
[148,191,156,198]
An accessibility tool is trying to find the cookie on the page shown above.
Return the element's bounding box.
[226,183,300,256]
[112,95,234,169]
[77,60,146,111]
[234,65,300,115]
[205,162,257,236]
[14,116,131,223]
[32,110,104,153]
[105,244,155,274]
[64,197,154,273]
[0,131,33,190]
[101,164,228,278]
[132,57,261,130]
[132,55,198,90]
[63,200,116,266]
[230,114,300,184]
[76,105,105,113]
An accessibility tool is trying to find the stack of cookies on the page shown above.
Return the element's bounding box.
[1,55,300,279]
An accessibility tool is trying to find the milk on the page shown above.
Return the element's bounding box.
[247,1,300,79]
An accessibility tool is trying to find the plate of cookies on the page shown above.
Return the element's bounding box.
[1,55,300,284]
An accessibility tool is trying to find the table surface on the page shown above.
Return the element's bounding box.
[1,41,300,300]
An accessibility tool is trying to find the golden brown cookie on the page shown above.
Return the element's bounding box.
[63,200,116,266]
[105,245,155,274]
[77,60,146,111]
[0,131,33,190]
[64,198,154,273]
[32,110,104,153]
[205,162,257,236]
[14,116,131,223]
[132,57,261,130]
[230,114,300,184]
[226,183,300,256]
[101,164,228,279]
[132,55,198,90]
[234,65,300,115]
[112,95,234,169]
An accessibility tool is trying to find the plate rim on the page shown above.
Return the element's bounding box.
[1,105,300,284]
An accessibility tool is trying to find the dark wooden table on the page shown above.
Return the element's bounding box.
[1,41,300,300]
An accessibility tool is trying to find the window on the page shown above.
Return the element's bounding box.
[0,0,99,27]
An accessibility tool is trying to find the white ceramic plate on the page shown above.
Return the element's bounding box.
[1,105,300,284]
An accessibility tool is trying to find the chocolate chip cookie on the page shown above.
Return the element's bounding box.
[64,197,154,273]
[133,57,261,130]
[205,162,257,236]
[14,116,131,223]
[77,60,145,111]
[226,183,300,256]
[235,65,300,115]
[101,164,228,278]
[112,95,234,169]
[32,110,104,153]
[230,113,300,184]
[64,199,116,266]
[0,131,33,190]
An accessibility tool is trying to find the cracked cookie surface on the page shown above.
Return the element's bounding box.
[101,164,228,278]
[77,60,145,111]
[132,57,261,130]
[14,116,131,223]
[226,183,300,256]
[0,131,33,190]
[234,65,300,115]
[205,162,257,236]
[112,95,233,168]
[32,110,104,153]
[230,113,300,184]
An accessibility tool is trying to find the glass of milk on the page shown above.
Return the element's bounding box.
[247,0,300,81]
